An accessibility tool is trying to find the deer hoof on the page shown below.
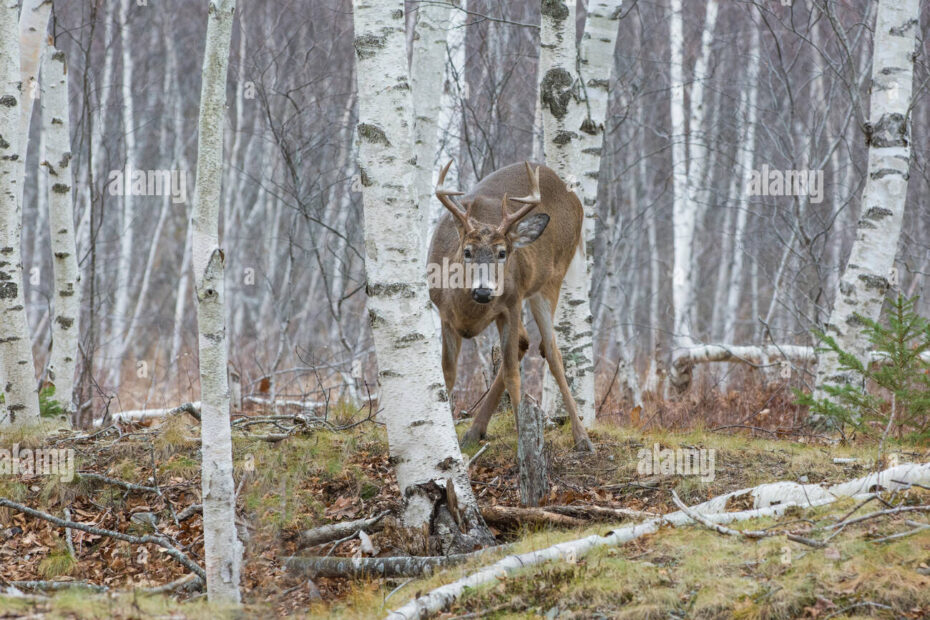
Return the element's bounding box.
[573,436,595,453]
[460,428,485,448]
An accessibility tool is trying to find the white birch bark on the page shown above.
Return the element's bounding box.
[352,0,491,546]
[538,0,617,428]
[667,0,694,392]
[391,461,930,619]
[107,0,138,387]
[411,0,453,258]
[17,0,50,152]
[567,0,623,424]
[191,0,241,602]
[684,0,718,225]
[814,0,919,400]
[40,46,80,415]
[672,345,926,376]
[721,24,760,343]
[431,3,466,241]
[0,0,40,427]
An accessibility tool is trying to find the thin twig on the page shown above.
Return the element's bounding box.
[891,478,930,490]
[826,505,930,530]
[670,491,776,539]
[466,444,489,469]
[77,472,159,493]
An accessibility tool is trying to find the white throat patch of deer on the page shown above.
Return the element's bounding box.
[428,160,595,452]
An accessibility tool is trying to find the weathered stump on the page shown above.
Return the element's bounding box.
[517,399,548,506]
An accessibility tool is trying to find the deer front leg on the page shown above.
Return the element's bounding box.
[499,312,524,434]
[441,321,462,414]
[529,293,594,452]
[462,316,528,446]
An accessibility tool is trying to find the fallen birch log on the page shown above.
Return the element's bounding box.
[670,344,930,391]
[244,396,325,410]
[92,402,201,427]
[388,462,930,619]
[284,547,502,579]
[299,511,390,548]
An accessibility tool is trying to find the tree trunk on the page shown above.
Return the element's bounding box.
[108,0,138,388]
[722,26,760,343]
[18,0,51,151]
[517,398,548,506]
[813,0,919,405]
[433,4,466,233]
[0,0,40,427]
[667,0,695,393]
[352,0,494,554]
[537,0,617,429]
[411,0,453,258]
[191,0,242,603]
[41,46,80,416]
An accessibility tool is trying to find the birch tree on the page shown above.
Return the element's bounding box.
[813,0,920,405]
[18,0,51,150]
[411,0,453,258]
[668,0,690,368]
[107,0,138,387]
[721,24,760,343]
[537,0,609,428]
[191,0,241,602]
[41,45,80,415]
[0,0,40,427]
[352,0,493,552]
[432,3,466,236]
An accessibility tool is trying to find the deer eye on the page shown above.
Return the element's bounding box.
[463,248,472,259]
[498,249,506,260]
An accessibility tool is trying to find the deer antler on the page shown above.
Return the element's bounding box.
[498,162,542,234]
[436,160,472,232]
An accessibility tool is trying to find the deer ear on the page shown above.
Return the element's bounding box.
[510,213,549,248]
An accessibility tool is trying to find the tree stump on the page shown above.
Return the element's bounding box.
[517,399,548,506]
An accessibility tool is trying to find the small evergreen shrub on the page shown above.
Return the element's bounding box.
[797,295,930,443]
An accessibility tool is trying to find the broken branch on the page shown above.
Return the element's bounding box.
[0,498,205,581]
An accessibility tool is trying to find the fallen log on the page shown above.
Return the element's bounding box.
[92,402,201,427]
[284,550,494,579]
[8,580,108,593]
[479,505,586,528]
[387,462,930,619]
[669,344,930,392]
[545,505,659,521]
[671,490,825,548]
[137,573,202,594]
[244,396,325,411]
[298,511,390,548]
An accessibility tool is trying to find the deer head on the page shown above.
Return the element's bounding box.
[435,160,549,303]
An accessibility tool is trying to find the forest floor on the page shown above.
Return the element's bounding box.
[0,393,928,619]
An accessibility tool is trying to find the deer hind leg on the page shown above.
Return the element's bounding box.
[529,292,594,452]
[462,314,529,446]
[441,322,462,414]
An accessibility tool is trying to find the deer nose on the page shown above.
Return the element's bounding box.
[471,287,493,304]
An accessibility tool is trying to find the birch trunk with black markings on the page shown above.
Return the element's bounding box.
[537,0,606,428]
[41,46,80,416]
[191,0,241,603]
[0,0,40,427]
[352,0,493,553]
[814,0,919,406]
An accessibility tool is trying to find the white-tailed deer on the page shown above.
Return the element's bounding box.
[428,160,594,452]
